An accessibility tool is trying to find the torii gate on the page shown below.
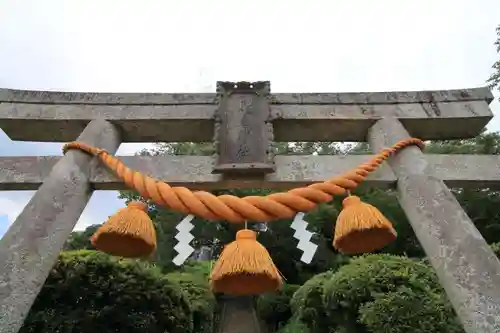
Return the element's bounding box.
[0,81,499,333]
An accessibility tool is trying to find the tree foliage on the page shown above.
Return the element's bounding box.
[277,319,310,333]
[257,284,301,332]
[288,254,464,333]
[290,271,335,332]
[21,250,193,333]
[487,24,500,98]
[490,242,500,258]
[63,224,99,251]
[165,260,216,333]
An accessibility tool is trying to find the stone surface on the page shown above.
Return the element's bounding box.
[272,86,494,104]
[0,103,216,142]
[213,81,275,174]
[0,154,497,191]
[0,86,492,104]
[0,88,493,142]
[0,89,217,104]
[0,119,121,333]
[217,295,263,333]
[368,118,500,333]
[273,100,492,141]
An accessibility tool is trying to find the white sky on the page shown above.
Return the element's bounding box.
[0,0,499,235]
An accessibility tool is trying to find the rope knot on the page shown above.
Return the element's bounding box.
[236,229,257,240]
[342,195,362,208]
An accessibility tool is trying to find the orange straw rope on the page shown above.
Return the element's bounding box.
[63,138,423,223]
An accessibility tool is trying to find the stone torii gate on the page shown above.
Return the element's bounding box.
[0,81,500,333]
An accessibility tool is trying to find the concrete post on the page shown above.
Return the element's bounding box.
[0,119,121,333]
[368,118,500,333]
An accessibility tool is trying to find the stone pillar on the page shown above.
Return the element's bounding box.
[217,295,263,333]
[0,119,121,333]
[368,118,500,333]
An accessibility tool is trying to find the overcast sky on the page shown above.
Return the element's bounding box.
[0,0,499,237]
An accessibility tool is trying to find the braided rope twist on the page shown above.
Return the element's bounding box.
[63,138,424,223]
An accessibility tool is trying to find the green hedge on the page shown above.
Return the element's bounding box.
[21,250,193,333]
[257,284,301,331]
[287,254,464,333]
[491,242,500,257]
[290,271,335,332]
[277,319,310,333]
[165,260,215,333]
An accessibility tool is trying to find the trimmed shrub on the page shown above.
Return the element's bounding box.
[166,260,215,333]
[257,284,301,331]
[21,250,192,333]
[323,254,463,333]
[490,242,500,258]
[290,271,335,333]
[277,319,310,333]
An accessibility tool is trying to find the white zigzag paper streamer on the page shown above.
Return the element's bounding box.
[290,212,318,264]
[172,215,195,266]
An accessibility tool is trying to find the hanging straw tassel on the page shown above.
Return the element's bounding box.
[90,201,157,258]
[210,229,283,295]
[333,195,397,254]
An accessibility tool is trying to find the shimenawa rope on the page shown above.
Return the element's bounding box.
[62,138,424,295]
[63,138,423,223]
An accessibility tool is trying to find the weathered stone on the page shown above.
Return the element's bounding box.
[0,86,492,105]
[0,154,498,191]
[212,81,275,175]
[368,118,500,333]
[0,89,217,104]
[0,103,216,142]
[216,295,263,333]
[273,100,493,141]
[0,88,493,142]
[0,119,121,333]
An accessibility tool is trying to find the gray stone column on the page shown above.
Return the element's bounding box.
[368,118,500,333]
[216,295,263,333]
[0,119,121,333]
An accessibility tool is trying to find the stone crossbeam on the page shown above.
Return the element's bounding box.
[0,154,498,191]
[0,87,493,142]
